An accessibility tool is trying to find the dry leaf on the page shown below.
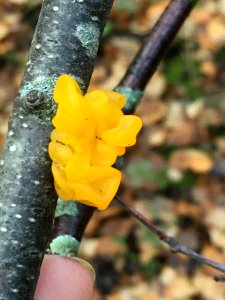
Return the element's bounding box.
[137,100,167,126]
[201,60,217,77]
[170,149,213,173]
[146,0,169,27]
[147,127,166,146]
[139,242,156,263]
[206,17,225,45]
[205,207,225,231]
[141,291,158,300]
[0,22,10,40]
[165,101,184,128]
[216,137,225,154]
[201,245,225,276]
[167,119,208,146]
[78,238,99,258]
[96,235,126,256]
[167,167,183,182]
[166,121,200,146]
[175,201,201,218]
[191,8,210,25]
[144,71,166,98]
[107,293,123,300]
[209,228,225,253]
[120,283,156,300]
[185,99,204,119]
[163,275,197,299]
[194,272,225,300]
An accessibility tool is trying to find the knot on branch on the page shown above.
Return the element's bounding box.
[26,90,45,110]
[164,236,180,252]
[214,274,225,282]
[18,76,57,124]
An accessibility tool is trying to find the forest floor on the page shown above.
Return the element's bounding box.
[1,0,225,299]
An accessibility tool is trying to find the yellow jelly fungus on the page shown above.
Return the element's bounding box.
[49,74,142,210]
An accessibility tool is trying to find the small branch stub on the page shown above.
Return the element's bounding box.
[26,90,46,109]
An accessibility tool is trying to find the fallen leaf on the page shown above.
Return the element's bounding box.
[209,228,225,253]
[0,22,10,40]
[166,121,204,146]
[163,274,197,299]
[96,235,126,256]
[170,149,213,173]
[201,60,217,77]
[167,167,183,182]
[147,127,166,146]
[194,271,225,300]
[78,238,99,259]
[206,17,225,45]
[144,71,166,98]
[191,8,210,25]
[215,137,225,154]
[185,98,204,119]
[201,245,225,276]
[165,101,185,128]
[137,100,167,126]
[205,207,225,231]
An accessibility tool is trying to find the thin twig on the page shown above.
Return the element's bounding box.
[115,196,225,279]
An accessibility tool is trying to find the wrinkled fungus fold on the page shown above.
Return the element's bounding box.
[49,74,142,210]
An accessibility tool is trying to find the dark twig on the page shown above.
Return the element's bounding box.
[51,0,199,253]
[119,0,198,90]
[49,200,95,257]
[115,196,225,278]
[214,275,225,282]
[117,0,198,114]
[52,203,94,243]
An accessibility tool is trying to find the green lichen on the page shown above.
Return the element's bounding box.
[55,198,78,218]
[50,235,80,256]
[115,86,143,113]
[75,23,100,58]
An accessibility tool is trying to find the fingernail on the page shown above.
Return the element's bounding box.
[65,257,96,283]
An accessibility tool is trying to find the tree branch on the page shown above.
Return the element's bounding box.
[115,196,225,279]
[50,0,199,251]
[117,0,199,114]
[48,0,225,285]
[0,0,113,298]
[49,200,95,257]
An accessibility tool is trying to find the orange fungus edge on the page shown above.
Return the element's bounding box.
[49,74,142,210]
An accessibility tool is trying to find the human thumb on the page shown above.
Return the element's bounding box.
[34,254,95,300]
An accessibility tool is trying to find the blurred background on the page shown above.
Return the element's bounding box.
[1,0,225,299]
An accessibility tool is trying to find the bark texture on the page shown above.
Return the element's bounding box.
[0,0,113,299]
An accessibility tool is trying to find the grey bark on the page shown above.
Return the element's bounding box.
[0,0,113,299]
